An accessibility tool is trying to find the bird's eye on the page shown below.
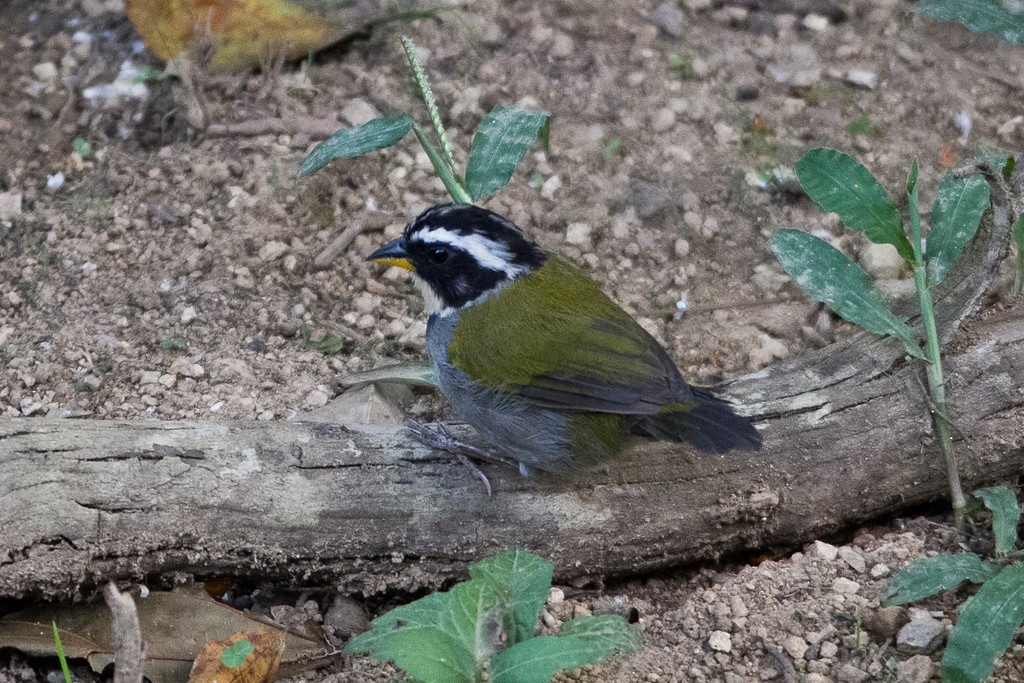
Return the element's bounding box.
[427,246,449,264]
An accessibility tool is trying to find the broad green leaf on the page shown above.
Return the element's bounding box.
[927,174,990,287]
[298,114,414,177]
[795,148,914,263]
[490,616,641,683]
[346,592,481,683]
[469,548,552,644]
[1015,212,1024,249]
[884,553,999,605]
[465,106,551,202]
[942,563,1024,683]
[974,486,1021,556]
[917,0,1024,48]
[769,229,926,360]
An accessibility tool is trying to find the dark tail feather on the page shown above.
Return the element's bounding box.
[634,387,761,453]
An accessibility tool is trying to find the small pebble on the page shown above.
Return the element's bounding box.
[897,654,935,683]
[33,61,58,83]
[708,630,732,653]
[838,546,866,573]
[831,577,860,594]
[565,222,593,247]
[811,540,839,561]
[782,635,808,659]
[846,69,878,89]
[259,240,290,262]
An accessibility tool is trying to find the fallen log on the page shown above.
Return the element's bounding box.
[1,165,1020,600]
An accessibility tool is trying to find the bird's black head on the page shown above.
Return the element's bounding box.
[368,203,548,312]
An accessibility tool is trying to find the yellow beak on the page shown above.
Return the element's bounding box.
[368,237,415,271]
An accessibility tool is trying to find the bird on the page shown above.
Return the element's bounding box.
[367,203,761,475]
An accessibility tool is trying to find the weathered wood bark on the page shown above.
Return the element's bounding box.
[1,167,1021,600]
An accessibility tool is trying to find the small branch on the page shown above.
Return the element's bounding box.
[206,117,343,140]
[103,583,145,683]
[313,222,370,270]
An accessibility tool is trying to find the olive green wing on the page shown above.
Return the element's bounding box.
[448,258,694,415]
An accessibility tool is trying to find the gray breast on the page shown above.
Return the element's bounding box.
[425,312,575,471]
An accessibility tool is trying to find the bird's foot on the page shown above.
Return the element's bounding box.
[403,420,517,496]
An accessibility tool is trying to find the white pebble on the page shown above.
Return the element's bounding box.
[708,630,732,653]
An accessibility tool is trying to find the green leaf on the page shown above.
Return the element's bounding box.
[465,106,551,202]
[346,592,482,683]
[1015,212,1024,249]
[468,548,552,644]
[795,148,914,263]
[221,639,254,668]
[769,229,926,359]
[298,114,414,177]
[490,616,641,683]
[974,486,1021,556]
[916,0,1024,48]
[942,563,1024,683]
[926,173,990,287]
[884,553,999,605]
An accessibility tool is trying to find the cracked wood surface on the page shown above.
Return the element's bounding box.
[1,167,1021,599]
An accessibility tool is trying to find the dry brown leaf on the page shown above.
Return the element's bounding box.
[938,143,958,168]
[187,628,286,683]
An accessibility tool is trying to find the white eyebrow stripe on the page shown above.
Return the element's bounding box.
[415,227,525,277]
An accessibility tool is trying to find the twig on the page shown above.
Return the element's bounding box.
[313,222,370,270]
[751,636,797,683]
[206,116,342,139]
[102,583,145,683]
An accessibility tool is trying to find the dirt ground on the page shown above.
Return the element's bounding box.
[2,0,1023,681]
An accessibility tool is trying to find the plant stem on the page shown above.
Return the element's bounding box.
[401,36,458,174]
[413,124,471,203]
[1015,243,1023,297]
[913,262,966,527]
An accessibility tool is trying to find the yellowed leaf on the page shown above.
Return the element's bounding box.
[124,0,348,69]
[187,628,286,683]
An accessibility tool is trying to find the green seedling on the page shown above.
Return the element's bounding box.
[299,36,550,205]
[846,111,873,137]
[72,138,91,159]
[347,548,641,683]
[769,149,998,522]
[158,338,188,351]
[301,327,348,355]
[886,485,1024,683]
